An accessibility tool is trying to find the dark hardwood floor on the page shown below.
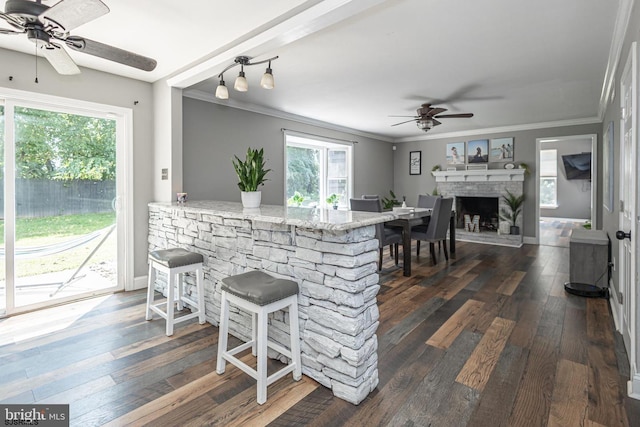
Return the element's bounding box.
[1,241,639,426]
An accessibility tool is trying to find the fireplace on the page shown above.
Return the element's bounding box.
[432,168,525,247]
[456,196,499,231]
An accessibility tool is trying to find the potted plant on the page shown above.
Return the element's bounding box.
[499,189,525,235]
[288,191,305,207]
[232,147,271,208]
[326,193,340,209]
[381,190,401,210]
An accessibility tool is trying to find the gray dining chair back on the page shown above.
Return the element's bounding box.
[361,194,380,200]
[349,197,402,271]
[350,197,382,212]
[417,194,441,209]
[411,197,453,264]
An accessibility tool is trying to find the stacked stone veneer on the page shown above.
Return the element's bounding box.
[434,170,524,246]
[148,204,380,404]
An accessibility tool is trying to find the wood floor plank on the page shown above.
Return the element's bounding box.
[496,270,527,295]
[548,358,589,426]
[456,317,516,391]
[426,299,485,349]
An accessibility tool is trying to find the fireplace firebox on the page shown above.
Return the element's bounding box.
[456,196,499,232]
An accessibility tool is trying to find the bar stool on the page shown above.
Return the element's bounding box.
[216,270,301,405]
[146,248,205,336]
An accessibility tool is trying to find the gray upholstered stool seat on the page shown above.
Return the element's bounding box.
[221,270,298,306]
[217,270,302,405]
[150,248,204,268]
[146,248,205,336]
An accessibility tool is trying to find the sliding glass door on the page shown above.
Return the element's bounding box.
[1,96,128,315]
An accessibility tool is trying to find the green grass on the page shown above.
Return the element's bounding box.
[0,212,116,245]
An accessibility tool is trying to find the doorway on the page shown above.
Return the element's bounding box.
[535,134,597,246]
[0,91,133,316]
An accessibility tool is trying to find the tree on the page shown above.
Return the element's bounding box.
[286,146,319,201]
[1,106,116,181]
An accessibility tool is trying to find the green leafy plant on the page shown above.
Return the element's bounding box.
[432,164,442,172]
[583,220,592,230]
[326,193,340,207]
[381,190,401,210]
[499,189,525,226]
[288,191,305,206]
[432,188,439,196]
[232,147,271,192]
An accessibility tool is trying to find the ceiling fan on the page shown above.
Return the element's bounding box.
[390,103,474,132]
[0,0,156,75]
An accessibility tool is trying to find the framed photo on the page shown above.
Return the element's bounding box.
[490,137,514,161]
[410,151,421,175]
[446,142,465,165]
[467,139,489,163]
[604,121,614,212]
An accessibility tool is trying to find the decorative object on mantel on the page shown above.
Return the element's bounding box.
[215,55,279,99]
[467,139,489,163]
[326,193,340,209]
[432,164,442,172]
[446,142,465,164]
[490,137,514,161]
[518,162,530,175]
[232,147,271,209]
[504,162,515,169]
[499,189,525,235]
[466,164,488,171]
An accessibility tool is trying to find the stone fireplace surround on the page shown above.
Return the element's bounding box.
[432,169,526,247]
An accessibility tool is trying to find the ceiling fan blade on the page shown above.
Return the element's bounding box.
[391,119,417,127]
[39,0,109,32]
[388,115,418,118]
[65,36,157,71]
[0,11,25,29]
[433,113,474,118]
[41,43,81,75]
[426,107,447,116]
[431,119,442,126]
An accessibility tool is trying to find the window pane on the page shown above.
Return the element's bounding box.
[328,149,347,177]
[540,177,557,206]
[286,145,320,206]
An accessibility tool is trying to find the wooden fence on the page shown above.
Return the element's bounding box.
[0,179,116,218]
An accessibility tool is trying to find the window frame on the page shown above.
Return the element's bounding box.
[540,148,558,208]
[284,131,353,209]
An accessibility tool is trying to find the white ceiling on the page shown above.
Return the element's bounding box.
[0,0,626,141]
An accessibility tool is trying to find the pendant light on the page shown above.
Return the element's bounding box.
[215,55,279,99]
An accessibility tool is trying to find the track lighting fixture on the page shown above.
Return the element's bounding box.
[215,55,279,99]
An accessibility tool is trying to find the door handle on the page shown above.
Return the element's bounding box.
[616,230,631,241]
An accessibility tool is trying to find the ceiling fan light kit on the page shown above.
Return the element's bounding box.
[216,55,278,99]
[391,103,474,133]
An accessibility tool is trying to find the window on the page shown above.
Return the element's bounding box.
[285,132,353,208]
[540,149,557,208]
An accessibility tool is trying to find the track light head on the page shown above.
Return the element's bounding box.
[215,55,279,99]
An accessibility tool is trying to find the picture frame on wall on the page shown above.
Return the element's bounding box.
[490,137,514,161]
[446,142,465,164]
[410,151,421,175]
[467,139,489,163]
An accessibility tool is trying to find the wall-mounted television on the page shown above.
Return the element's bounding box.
[561,152,591,180]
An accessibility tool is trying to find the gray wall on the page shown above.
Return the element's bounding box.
[182,98,393,204]
[540,138,592,219]
[392,123,601,239]
[0,47,154,280]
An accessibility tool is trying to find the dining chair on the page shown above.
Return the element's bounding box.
[361,194,380,200]
[349,198,402,270]
[411,197,454,264]
[417,194,441,209]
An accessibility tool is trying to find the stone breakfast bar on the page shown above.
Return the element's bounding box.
[147,200,399,404]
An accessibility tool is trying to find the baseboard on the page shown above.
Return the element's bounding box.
[523,236,536,245]
[628,363,640,400]
[131,275,148,291]
[609,279,622,332]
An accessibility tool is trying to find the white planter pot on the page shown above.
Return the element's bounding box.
[241,191,262,208]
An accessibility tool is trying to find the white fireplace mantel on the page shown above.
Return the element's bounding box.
[432,168,525,183]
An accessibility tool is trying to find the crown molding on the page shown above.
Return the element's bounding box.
[391,117,602,143]
[184,89,393,142]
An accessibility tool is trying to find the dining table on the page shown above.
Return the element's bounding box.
[385,208,456,277]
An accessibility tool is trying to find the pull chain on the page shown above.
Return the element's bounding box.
[34,41,39,84]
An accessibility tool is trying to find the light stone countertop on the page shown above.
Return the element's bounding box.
[149,200,423,231]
